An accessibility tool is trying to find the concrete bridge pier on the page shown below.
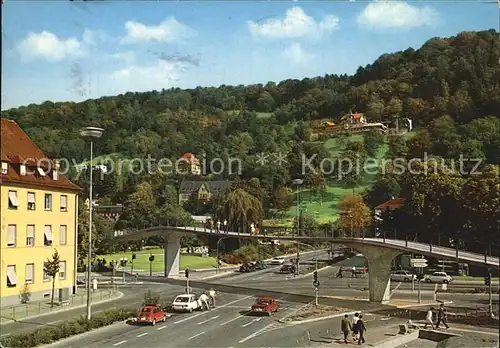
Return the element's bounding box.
[347,243,402,304]
[164,233,182,278]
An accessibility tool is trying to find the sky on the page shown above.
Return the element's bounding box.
[2,0,498,110]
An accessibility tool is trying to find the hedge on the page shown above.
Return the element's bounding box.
[0,308,136,348]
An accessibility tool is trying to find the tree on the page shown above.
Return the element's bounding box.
[364,175,401,208]
[338,194,371,237]
[117,181,158,229]
[218,188,263,232]
[364,131,385,158]
[294,212,318,236]
[271,186,294,214]
[44,249,61,308]
[407,130,432,159]
[386,135,408,159]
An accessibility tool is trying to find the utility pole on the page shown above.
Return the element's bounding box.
[417,270,421,304]
[293,179,303,275]
[148,254,154,277]
[185,269,190,294]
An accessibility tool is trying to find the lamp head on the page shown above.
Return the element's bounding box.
[293,179,304,185]
[80,126,104,138]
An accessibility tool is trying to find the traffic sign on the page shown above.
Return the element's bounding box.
[313,280,320,287]
[410,258,427,263]
[410,259,428,268]
[412,263,428,268]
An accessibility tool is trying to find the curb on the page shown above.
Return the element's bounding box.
[395,300,453,309]
[281,309,359,325]
[371,330,419,348]
[0,291,124,326]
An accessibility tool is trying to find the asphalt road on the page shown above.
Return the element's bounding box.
[45,289,396,348]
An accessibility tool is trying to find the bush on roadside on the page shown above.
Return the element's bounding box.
[0,308,136,348]
[143,290,161,306]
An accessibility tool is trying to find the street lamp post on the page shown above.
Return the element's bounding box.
[80,126,104,321]
[293,179,303,275]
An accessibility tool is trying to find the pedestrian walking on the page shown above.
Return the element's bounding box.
[351,312,360,341]
[336,267,343,278]
[436,304,449,329]
[341,314,351,344]
[357,315,367,345]
[424,307,435,329]
[352,266,356,278]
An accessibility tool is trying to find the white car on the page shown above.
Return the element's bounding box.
[171,294,200,312]
[391,270,416,282]
[269,257,285,265]
[425,272,453,284]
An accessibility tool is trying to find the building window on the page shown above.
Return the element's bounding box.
[20,164,26,176]
[44,225,53,246]
[7,265,18,288]
[1,162,7,174]
[26,225,35,247]
[7,225,16,247]
[43,263,50,282]
[59,261,66,280]
[25,264,34,284]
[37,167,46,177]
[27,192,36,210]
[44,194,52,211]
[60,195,68,212]
[8,190,19,209]
[59,225,67,245]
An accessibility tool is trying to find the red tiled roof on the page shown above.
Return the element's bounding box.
[375,198,406,209]
[180,152,200,165]
[1,118,82,192]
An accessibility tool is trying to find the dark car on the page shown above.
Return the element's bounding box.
[240,262,256,272]
[253,260,267,270]
[280,264,296,274]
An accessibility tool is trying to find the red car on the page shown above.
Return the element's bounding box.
[136,304,170,325]
[250,296,280,316]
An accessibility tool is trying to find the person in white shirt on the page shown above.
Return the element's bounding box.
[424,307,435,329]
[351,312,360,341]
[198,293,210,311]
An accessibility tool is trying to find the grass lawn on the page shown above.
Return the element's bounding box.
[455,276,500,281]
[97,248,222,272]
[277,133,396,224]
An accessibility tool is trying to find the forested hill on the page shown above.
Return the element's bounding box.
[2,29,499,163]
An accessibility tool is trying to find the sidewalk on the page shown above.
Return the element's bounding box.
[0,289,121,324]
[317,325,418,347]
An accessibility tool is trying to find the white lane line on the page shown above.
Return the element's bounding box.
[188,331,206,340]
[220,313,249,326]
[136,333,148,337]
[197,315,220,325]
[251,276,264,280]
[113,340,127,346]
[238,322,276,343]
[241,317,261,328]
[157,326,168,330]
[174,295,252,324]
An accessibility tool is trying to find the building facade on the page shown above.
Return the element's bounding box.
[1,118,81,307]
[178,180,232,205]
[178,153,201,175]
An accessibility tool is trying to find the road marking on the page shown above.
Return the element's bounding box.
[173,295,252,324]
[239,322,276,343]
[136,333,148,337]
[188,331,206,340]
[197,315,220,325]
[380,317,392,321]
[113,340,127,346]
[252,276,264,280]
[241,317,261,328]
[157,325,167,330]
[220,313,249,326]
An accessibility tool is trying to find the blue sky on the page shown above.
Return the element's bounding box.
[2,1,497,110]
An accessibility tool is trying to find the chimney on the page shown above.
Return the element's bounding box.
[52,160,60,180]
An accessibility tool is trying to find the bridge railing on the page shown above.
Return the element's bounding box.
[118,220,499,261]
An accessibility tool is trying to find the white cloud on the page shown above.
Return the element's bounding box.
[121,17,195,43]
[357,1,439,29]
[17,31,87,62]
[248,7,339,39]
[281,42,313,65]
[105,51,137,64]
[103,60,190,95]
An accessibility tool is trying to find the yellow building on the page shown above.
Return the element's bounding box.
[1,118,81,307]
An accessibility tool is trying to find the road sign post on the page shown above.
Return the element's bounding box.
[410,259,427,303]
[185,269,190,294]
[148,254,154,277]
[418,271,421,303]
[314,287,319,306]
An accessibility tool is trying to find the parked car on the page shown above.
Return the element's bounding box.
[425,272,453,284]
[279,264,296,274]
[240,262,256,272]
[250,296,280,316]
[391,270,416,282]
[253,260,267,270]
[171,294,200,312]
[136,304,170,325]
[269,257,286,265]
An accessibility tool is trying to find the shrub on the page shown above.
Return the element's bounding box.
[143,290,161,306]
[0,308,136,347]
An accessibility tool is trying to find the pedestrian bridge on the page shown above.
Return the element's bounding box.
[116,225,499,304]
